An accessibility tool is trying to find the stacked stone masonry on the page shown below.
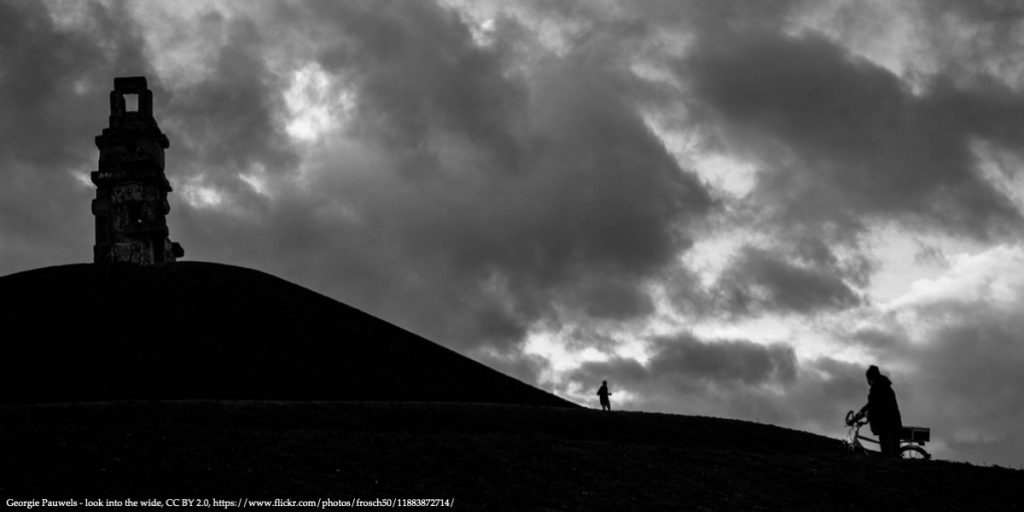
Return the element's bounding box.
[91,76,184,264]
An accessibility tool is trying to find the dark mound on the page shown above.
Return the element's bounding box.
[0,262,569,406]
[1,401,1021,510]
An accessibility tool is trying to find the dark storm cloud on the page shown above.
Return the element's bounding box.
[568,276,654,321]
[713,246,862,316]
[158,12,298,181]
[921,0,1024,80]
[681,29,1024,241]
[200,0,716,350]
[0,1,149,271]
[307,0,525,174]
[0,2,148,166]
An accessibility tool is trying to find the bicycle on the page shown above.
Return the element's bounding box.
[844,410,931,460]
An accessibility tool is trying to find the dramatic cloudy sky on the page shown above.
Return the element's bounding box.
[3,0,1024,467]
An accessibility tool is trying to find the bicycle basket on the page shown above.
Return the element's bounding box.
[900,426,930,443]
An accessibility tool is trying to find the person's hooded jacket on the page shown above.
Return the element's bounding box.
[867,375,903,436]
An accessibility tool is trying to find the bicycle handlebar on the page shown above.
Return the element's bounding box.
[845,410,867,427]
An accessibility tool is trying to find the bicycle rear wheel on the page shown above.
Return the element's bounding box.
[900,444,931,460]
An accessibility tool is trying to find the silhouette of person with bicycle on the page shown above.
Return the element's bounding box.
[597,380,612,411]
[854,365,903,457]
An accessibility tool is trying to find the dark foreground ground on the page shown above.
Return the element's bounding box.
[1,401,1020,511]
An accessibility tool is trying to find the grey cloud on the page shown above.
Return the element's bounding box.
[808,357,867,406]
[664,265,713,318]
[946,436,1021,469]
[572,333,797,394]
[793,236,839,269]
[568,276,654,321]
[648,333,798,386]
[532,0,806,41]
[220,2,717,349]
[567,334,870,430]
[472,349,553,392]
[158,13,298,182]
[898,305,1024,466]
[913,242,948,267]
[850,327,906,352]
[0,1,147,167]
[920,1,1024,86]
[714,246,862,316]
[308,0,526,174]
[125,1,717,355]
[571,356,649,393]
[832,300,1024,466]
[934,0,1024,20]
[682,29,1024,241]
[0,1,149,272]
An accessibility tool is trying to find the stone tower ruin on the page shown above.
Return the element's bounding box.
[91,76,184,264]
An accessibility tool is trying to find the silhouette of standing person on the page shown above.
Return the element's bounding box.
[597,380,612,411]
[856,365,902,458]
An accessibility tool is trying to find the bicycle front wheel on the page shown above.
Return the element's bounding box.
[900,445,931,460]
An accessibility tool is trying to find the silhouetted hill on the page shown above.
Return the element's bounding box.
[2,264,1021,508]
[0,262,569,406]
[1,401,1020,510]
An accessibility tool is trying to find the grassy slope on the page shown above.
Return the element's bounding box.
[0,263,567,407]
[1,401,1021,511]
